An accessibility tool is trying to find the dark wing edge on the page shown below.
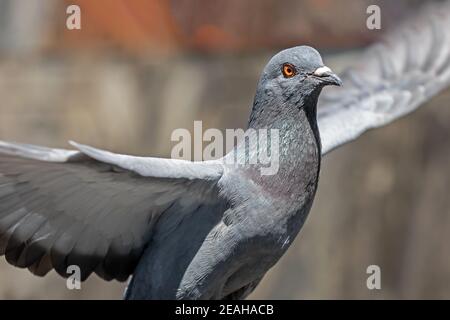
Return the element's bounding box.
[318,1,450,155]
[0,141,224,281]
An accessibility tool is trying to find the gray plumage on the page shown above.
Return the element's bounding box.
[127,46,335,299]
[0,2,449,299]
[319,2,450,154]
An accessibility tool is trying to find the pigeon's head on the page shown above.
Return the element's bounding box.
[256,46,342,106]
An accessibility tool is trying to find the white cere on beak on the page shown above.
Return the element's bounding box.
[313,66,332,77]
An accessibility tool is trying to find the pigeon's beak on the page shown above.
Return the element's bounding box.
[313,66,342,86]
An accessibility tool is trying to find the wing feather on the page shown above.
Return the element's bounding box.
[0,140,225,281]
[318,2,450,155]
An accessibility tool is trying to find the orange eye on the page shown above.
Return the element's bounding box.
[282,63,296,78]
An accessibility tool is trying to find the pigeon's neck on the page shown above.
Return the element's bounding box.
[247,91,322,154]
[240,93,322,201]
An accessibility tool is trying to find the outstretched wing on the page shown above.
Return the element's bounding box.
[0,141,224,281]
[318,2,450,155]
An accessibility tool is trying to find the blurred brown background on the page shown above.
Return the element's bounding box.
[0,0,449,299]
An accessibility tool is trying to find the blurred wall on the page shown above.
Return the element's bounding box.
[0,0,449,299]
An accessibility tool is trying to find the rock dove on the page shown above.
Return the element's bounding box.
[0,2,449,299]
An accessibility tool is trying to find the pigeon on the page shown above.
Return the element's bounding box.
[0,2,449,299]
